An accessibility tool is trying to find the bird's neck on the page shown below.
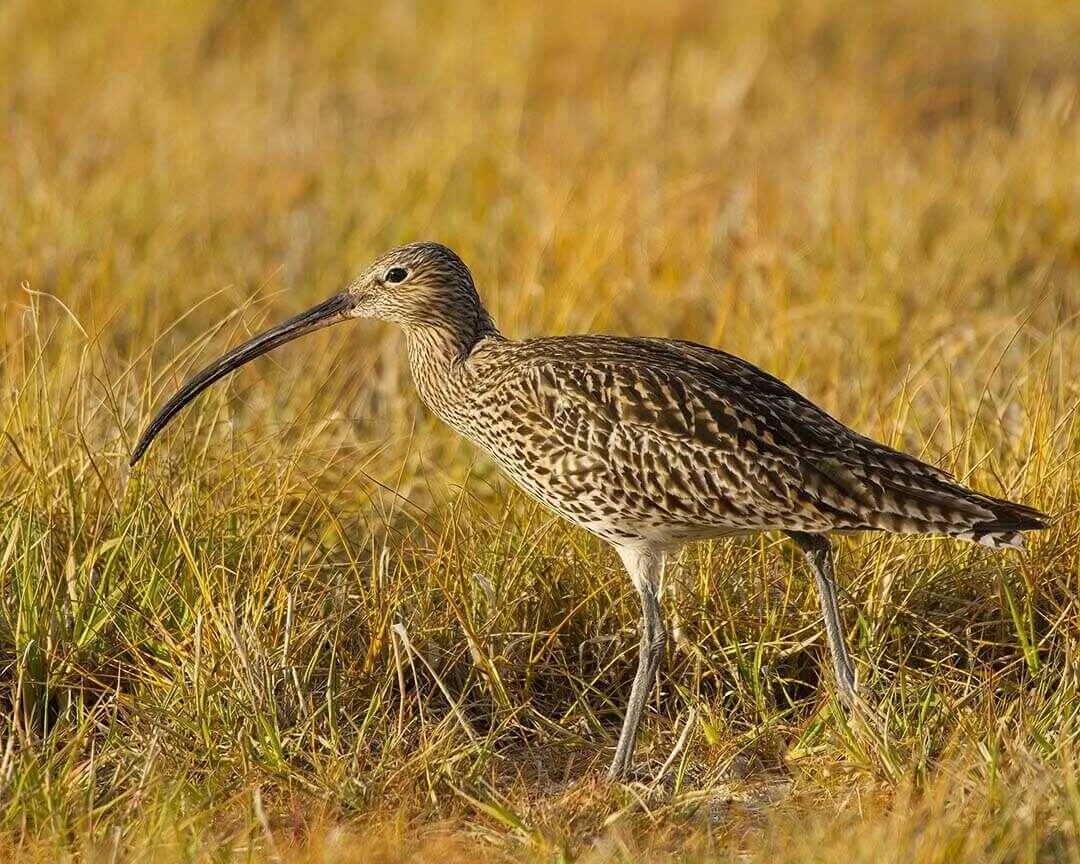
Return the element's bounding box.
[404,309,502,420]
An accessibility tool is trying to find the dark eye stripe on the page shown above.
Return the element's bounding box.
[385,267,408,284]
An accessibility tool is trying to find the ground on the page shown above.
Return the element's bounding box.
[2,0,1080,860]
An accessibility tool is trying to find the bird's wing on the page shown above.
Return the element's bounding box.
[482,336,1039,536]
[481,337,865,529]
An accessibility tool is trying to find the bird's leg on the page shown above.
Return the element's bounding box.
[786,532,857,704]
[607,545,666,781]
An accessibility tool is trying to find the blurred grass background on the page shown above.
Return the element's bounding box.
[2,0,1080,860]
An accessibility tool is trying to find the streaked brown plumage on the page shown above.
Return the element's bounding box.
[131,241,1048,780]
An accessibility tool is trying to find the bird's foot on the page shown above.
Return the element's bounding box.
[833,660,859,709]
[604,762,656,786]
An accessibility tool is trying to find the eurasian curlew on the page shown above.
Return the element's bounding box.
[130,242,1048,780]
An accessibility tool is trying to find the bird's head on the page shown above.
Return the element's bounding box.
[348,241,484,330]
[129,241,493,466]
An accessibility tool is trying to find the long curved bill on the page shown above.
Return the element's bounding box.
[130,290,355,466]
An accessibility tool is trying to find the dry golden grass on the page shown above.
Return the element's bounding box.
[2,0,1080,860]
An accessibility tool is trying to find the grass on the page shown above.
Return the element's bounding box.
[2,0,1080,859]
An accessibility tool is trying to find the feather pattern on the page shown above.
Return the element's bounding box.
[411,325,1046,549]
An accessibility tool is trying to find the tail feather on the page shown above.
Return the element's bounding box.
[828,448,1049,550]
[953,494,1049,550]
[875,479,1048,550]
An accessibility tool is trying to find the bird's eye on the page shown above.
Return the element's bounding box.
[384,267,408,284]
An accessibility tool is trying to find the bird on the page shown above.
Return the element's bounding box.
[130,241,1048,780]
